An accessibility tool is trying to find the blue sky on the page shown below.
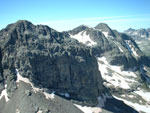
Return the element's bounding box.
[0,0,150,31]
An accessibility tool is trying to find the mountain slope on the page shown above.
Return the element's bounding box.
[0,20,147,113]
[68,23,150,113]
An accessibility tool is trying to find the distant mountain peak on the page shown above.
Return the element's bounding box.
[127,28,135,31]
[14,20,33,27]
[94,23,115,37]
[94,23,110,31]
[124,27,150,39]
[16,20,32,24]
[74,24,89,30]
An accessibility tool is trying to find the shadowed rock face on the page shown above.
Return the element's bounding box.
[0,20,105,106]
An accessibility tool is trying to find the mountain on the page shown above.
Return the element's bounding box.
[0,20,149,113]
[69,24,150,113]
[124,28,150,40]
[124,28,150,57]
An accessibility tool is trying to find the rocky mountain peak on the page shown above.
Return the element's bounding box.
[125,28,135,32]
[95,23,110,31]
[14,20,34,31]
[94,23,115,37]
[68,25,89,35]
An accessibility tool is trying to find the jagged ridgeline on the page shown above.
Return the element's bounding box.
[69,23,149,69]
[0,20,149,113]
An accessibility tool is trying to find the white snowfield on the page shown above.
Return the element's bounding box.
[102,32,109,38]
[114,95,150,113]
[16,69,55,99]
[97,57,150,113]
[74,104,102,113]
[97,57,137,89]
[125,40,138,57]
[37,110,43,113]
[134,90,150,102]
[102,31,114,39]
[70,31,97,46]
[0,84,10,102]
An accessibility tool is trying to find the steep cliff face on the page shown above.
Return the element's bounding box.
[0,20,105,106]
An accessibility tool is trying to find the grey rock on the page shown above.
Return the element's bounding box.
[95,23,115,37]
[0,81,83,113]
[25,90,32,96]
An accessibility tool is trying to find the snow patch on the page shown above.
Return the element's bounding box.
[118,46,124,52]
[16,109,20,113]
[74,104,102,113]
[133,32,138,35]
[97,57,137,89]
[74,104,93,113]
[113,41,124,52]
[125,40,138,57]
[135,90,150,102]
[114,95,150,113]
[102,31,114,39]
[37,110,43,113]
[141,35,146,38]
[16,69,41,93]
[0,84,10,102]
[70,31,97,46]
[43,91,55,100]
[102,32,109,38]
[16,69,55,99]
